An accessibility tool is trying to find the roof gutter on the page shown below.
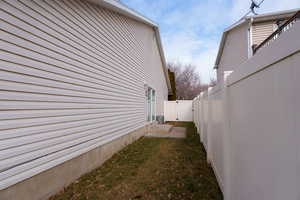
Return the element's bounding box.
[85,0,172,94]
[214,33,226,69]
[154,27,173,94]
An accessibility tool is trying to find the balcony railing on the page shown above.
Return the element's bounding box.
[253,10,300,54]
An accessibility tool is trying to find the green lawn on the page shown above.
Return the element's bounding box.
[50,122,223,200]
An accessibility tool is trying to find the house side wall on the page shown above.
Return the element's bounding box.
[143,26,169,116]
[120,18,168,116]
[217,23,248,83]
[0,0,168,194]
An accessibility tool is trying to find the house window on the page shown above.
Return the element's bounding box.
[146,87,156,122]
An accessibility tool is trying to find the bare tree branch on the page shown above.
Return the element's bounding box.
[168,62,209,100]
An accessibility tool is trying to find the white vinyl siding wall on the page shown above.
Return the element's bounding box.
[252,21,276,46]
[130,19,168,116]
[0,0,168,190]
[144,30,168,116]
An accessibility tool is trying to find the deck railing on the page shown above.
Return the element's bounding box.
[253,10,300,54]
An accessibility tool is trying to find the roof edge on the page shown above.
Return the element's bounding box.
[154,27,173,94]
[214,8,299,69]
[246,8,300,20]
[86,0,157,26]
[214,18,247,69]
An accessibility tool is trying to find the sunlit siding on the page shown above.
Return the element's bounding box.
[0,0,168,190]
[252,21,276,46]
[142,26,168,116]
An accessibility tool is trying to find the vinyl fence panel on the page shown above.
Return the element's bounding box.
[195,20,300,200]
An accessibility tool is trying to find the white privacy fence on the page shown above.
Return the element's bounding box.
[164,100,193,122]
[193,22,300,200]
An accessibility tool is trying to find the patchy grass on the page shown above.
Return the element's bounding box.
[50,122,223,200]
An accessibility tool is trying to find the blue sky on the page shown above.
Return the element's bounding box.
[122,0,300,83]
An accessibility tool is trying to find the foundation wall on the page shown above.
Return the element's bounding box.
[0,126,148,200]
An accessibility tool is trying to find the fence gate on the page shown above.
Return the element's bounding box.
[164,100,193,122]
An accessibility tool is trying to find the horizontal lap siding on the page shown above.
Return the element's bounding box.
[252,22,275,46]
[0,0,165,190]
[135,22,168,116]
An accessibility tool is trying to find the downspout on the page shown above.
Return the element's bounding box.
[248,17,254,58]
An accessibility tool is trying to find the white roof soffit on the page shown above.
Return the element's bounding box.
[85,0,172,94]
[214,8,299,69]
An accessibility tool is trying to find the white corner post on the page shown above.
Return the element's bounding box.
[223,71,233,200]
[197,95,201,135]
[206,87,213,164]
[199,92,204,143]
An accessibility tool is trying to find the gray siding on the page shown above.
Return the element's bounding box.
[217,23,248,83]
[0,0,168,190]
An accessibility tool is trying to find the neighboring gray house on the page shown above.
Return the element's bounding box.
[214,8,299,84]
[0,0,172,199]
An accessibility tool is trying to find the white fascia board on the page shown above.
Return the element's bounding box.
[85,0,172,94]
[246,8,299,21]
[154,27,173,94]
[214,33,226,69]
[224,18,247,33]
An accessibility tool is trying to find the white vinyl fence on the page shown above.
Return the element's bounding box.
[193,21,300,200]
[164,100,193,122]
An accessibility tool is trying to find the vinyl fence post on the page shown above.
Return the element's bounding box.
[207,87,213,164]
[199,92,204,143]
[223,71,233,200]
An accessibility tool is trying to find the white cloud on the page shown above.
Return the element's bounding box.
[162,30,219,83]
[193,42,219,83]
[162,31,202,63]
[158,0,229,83]
[162,0,230,32]
[123,0,174,21]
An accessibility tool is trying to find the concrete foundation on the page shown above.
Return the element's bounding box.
[146,127,186,139]
[0,125,148,200]
[147,123,173,134]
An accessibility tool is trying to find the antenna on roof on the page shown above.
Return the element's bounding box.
[250,0,260,15]
[238,0,266,20]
